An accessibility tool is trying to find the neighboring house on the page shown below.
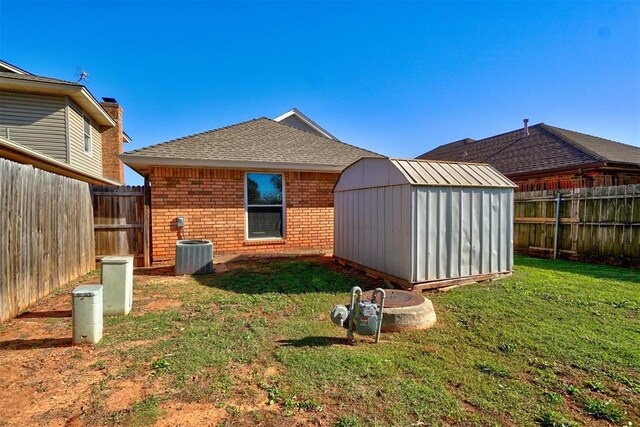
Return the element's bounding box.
[120,109,381,263]
[0,59,129,185]
[418,121,640,191]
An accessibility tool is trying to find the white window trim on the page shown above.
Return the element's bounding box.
[82,113,93,157]
[244,172,286,241]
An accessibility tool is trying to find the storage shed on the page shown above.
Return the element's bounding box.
[333,158,517,290]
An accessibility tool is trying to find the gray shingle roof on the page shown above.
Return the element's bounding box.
[418,123,640,175]
[123,117,382,168]
[0,71,80,86]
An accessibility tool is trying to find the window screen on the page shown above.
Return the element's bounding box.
[246,173,284,239]
[83,115,92,155]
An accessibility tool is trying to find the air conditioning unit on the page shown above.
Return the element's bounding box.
[175,240,214,275]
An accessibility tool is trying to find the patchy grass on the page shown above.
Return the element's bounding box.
[1,255,638,426]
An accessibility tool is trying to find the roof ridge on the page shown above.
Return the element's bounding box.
[269,118,383,157]
[542,123,640,150]
[420,125,546,159]
[0,70,82,87]
[123,117,265,155]
[393,157,491,166]
[538,123,606,162]
[416,138,475,158]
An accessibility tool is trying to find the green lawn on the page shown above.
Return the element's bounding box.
[94,255,639,426]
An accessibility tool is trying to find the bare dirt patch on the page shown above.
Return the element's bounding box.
[156,402,227,426]
[0,267,190,427]
[104,379,146,412]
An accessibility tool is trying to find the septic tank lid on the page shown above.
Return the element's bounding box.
[361,289,425,308]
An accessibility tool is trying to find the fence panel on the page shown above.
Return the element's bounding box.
[0,158,95,322]
[91,185,148,267]
[514,184,640,266]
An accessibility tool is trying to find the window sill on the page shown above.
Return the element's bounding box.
[244,238,286,246]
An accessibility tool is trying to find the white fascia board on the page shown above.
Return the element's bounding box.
[119,155,345,173]
[72,87,117,127]
[0,60,30,74]
[274,109,337,140]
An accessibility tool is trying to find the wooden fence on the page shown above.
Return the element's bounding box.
[91,185,150,267]
[514,184,640,266]
[0,158,95,322]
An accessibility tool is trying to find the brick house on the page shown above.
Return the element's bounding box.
[120,109,381,263]
[418,121,640,191]
[0,59,130,185]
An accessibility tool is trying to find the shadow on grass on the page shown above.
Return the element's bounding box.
[0,338,72,350]
[17,310,71,319]
[134,266,175,276]
[190,258,380,295]
[515,254,639,283]
[277,336,347,347]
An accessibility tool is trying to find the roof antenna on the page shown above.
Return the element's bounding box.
[523,118,529,136]
[75,66,90,83]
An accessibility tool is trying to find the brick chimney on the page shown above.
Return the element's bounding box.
[100,98,125,184]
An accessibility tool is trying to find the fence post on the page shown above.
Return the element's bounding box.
[553,192,562,259]
[143,176,151,267]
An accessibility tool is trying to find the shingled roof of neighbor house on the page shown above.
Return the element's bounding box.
[418,123,640,176]
[121,117,383,173]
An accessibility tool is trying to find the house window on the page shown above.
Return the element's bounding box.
[83,114,92,155]
[245,173,284,239]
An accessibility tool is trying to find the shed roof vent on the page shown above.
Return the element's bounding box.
[523,118,529,136]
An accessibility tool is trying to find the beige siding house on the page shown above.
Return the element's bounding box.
[68,100,104,177]
[0,59,129,185]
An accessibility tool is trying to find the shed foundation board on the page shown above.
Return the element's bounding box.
[335,257,413,290]
[335,257,512,291]
[412,271,513,291]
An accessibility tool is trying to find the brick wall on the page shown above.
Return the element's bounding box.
[100,102,125,184]
[150,167,338,263]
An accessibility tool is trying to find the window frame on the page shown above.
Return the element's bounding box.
[244,172,286,241]
[82,113,93,156]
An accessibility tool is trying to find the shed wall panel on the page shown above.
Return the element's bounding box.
[413,186,513,283]
[334,185,413,280]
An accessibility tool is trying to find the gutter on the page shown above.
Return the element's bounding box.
[119,154,346,175]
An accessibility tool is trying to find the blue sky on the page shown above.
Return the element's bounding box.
[1,1,639,185]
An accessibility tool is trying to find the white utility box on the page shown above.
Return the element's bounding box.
[72,285,103,345]
[101,255,134,316]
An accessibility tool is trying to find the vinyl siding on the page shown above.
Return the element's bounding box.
[0,92,68,162]
[68,100,103,177]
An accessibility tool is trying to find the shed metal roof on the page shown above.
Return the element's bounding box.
[391,159,516,188]
[334,158,516,192]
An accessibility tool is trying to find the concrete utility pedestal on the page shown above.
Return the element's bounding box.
[101,255,134,316]
[72,285,103,345]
